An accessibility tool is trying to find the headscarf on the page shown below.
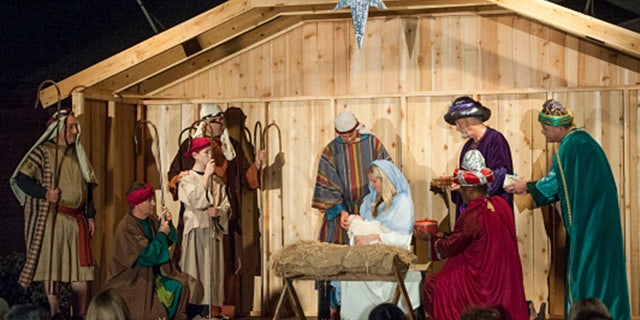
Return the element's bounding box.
[538,99,574,127]
[192,103,236,160]
[453,150,494,186]
[359,160,414,234]
[126,183,154,207]
[9,109,98,205]
[334,111,371,134]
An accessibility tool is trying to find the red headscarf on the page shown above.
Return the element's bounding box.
[126,183,153,207]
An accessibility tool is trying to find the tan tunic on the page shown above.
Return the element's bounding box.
[19,142,92,282]
[178,170,230,305]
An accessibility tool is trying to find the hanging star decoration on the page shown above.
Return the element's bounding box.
[334,0,387,49]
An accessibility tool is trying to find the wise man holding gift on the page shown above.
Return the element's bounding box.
[418,150,528,320]
[437,96,514,219]
[505,99,630,319]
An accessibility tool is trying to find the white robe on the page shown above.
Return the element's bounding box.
[341,194,421,319]
[178,170,230,305]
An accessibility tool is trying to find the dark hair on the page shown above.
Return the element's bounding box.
[459,306,504,320]
[368,303,407,320]
[4,304,48,320]
[568,298,612,320]
[126,181,147,196]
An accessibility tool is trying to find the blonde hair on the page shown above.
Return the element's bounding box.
[86,288,131,320]
[368,164,397,218]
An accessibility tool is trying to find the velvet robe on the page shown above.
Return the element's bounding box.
[527,128,630,319]
[423,196,528,320]
[452,128,513,218]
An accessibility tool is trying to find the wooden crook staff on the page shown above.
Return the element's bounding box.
[35,80,62,189]
[134,120,165,207]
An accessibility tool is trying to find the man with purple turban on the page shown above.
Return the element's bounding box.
[438,96,513,219]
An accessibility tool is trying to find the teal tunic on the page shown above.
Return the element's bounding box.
[138,219,183,320]
[527,128,630,319]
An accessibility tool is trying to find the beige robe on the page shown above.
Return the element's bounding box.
[19,142,93,283]
[178,170,230,305]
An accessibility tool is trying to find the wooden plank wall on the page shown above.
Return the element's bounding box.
[95,12,640,317]
[141,89,637,317]
[72,96,139,296]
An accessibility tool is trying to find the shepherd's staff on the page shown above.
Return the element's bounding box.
[133,120,165,207]
[181,118,220,318]
[34,80,62,190]
[253,119,283,317]
[34,80,63,300]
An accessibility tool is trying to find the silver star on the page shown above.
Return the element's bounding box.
[334,0,387,49]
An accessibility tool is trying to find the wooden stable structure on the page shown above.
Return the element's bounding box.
[39,0,640,317]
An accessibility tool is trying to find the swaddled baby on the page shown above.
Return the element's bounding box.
[346,215,390,244]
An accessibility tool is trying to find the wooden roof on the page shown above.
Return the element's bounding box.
[39,0,640,107]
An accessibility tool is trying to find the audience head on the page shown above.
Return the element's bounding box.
[368,303,407,320]
[86,288,131,320]
[0,297,9,319]
[4,303,48,320]
[459,306,504,320]
[567,297,612,320]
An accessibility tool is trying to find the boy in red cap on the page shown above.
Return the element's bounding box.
[178,137,231,318]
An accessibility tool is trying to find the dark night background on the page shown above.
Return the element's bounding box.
[0,0,224,256]
[0,0,638,257]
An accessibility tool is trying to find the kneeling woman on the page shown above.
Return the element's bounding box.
[340,160,421,319]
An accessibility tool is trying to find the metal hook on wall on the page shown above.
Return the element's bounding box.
[134,120,165,207]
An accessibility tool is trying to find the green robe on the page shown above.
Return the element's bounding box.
[527,128,630,319]
[106,214,189,320]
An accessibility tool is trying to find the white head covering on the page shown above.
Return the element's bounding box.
[193,103,236,160]
[10,111,98,205]
[334,111,371,134]
[200,103,223,119]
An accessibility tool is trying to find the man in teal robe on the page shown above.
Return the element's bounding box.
[505,99,630,319]
[106,182,189,320]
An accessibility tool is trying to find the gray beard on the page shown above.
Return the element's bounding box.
[460,131,470,139]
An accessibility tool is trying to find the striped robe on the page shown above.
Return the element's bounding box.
[312,134,390,244]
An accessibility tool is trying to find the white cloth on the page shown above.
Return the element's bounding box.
[191,126,236,161]
[347,219,390,244]
[340,160,420,319]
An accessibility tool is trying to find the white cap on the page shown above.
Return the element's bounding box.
[200,103,223,119]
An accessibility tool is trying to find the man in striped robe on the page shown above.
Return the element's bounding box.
[9,107,98,319]
[311,111,390,319]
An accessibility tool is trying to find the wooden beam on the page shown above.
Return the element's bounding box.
[251,0,491,8]
[40,0,501,107]
[39,0,255,107]
[136,16,305,95]
[93,7,285,94]
[487,0,640,59]
[93,3,502,95]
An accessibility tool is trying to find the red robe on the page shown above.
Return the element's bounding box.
[422,196,528,320]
